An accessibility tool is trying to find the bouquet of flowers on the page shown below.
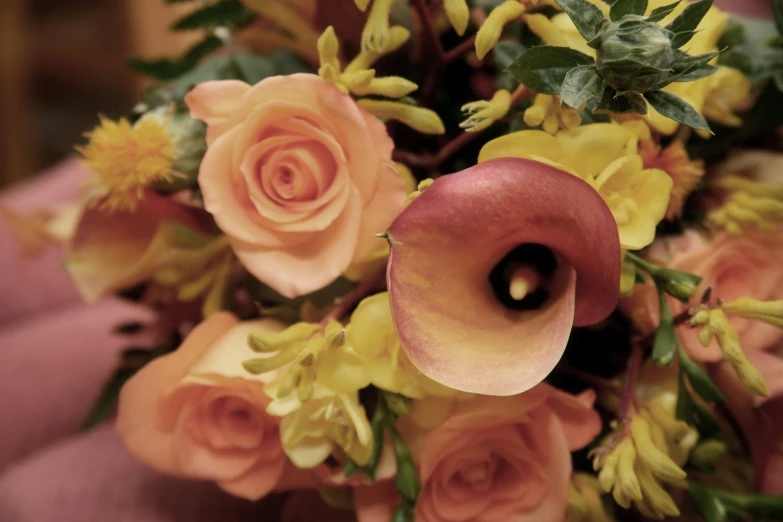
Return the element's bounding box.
[12,0,783,520]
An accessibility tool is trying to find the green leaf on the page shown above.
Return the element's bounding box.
[170,0,252,31]
[688,484,729,522]
[128,35,223,81]
[644,90,711,131]
[774,0,783,35]
[610,0,648,21]
[666,50,720,84]
[666,0,713,48]
[555,0,607,40]
[81,366,136,430]
[677,344,726,403]
[507,46,594,94]
[594,86,643,113]
[494,40,527,70]
[560,65,604,108]
[652,288,677,365]
[389,426,421,503]
[647,1,681,23]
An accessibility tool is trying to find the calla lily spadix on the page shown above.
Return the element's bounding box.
[385,158,622,396]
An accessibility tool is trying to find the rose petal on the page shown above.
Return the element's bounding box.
[185,80,251,144]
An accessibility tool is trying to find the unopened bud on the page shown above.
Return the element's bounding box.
[475,1,526,60]
[690,440,727,469]
[358,100,445,134]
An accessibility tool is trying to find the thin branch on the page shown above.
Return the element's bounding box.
[443,35,477,64]
[320,266,386,326]
[411,0,444,59]
[618,342,644,425]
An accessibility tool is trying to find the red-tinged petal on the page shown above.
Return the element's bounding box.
[386,158,621,395]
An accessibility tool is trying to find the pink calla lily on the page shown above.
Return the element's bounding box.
[386,158,621,395]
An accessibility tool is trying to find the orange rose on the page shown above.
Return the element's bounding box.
[622,229,783,362]
[117,312,303,500]
[185,74,406,298]
[355,384,601,522]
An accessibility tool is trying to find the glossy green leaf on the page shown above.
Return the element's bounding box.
[652,288,676,365]
[610,0,648,21]
[507,46,594,94]
[645,90,711,131]
[595,86,645,114]
[170,0,252,31]
[555,0,606,40]
[689,484,728,522]
[647,1,681,22]
[561,65,604,108]
[677,344,726,403]
[666,0,713,47]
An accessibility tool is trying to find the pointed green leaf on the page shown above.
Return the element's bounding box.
[688,484,729,522]
[507,46,595,94]
[594,87,646,114]
[645,90,711,131]
[555,0,607,40]
[610,0,648,21]
[647,1,681,22]
[560,65,604,108]
[652,289,676,365]
[774,0,783,36]
[666,0,713,48]
[170,0,252,31]
[677,344,726,403]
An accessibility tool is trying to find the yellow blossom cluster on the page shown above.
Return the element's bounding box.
[708,176,783,234]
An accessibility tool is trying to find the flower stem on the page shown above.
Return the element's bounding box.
[618,342,643,426]
[443,35,477,64]
[412,0,445,59]
[321,266,386,326]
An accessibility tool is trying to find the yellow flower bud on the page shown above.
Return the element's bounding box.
[354,0,371,11]
[569,474,614,522]
[361,0,395,53]
[352,76,419,98]
[357,99,446,134]
[317,26,341,72]
[444,0,470,36]
[716,176,783,200]
[460,89,512,132]
[613,438,643,507]
[634,461,681,518]
[340,69,376,90]
[690,440,728,469]
[345,26,411,73]
[475,0,526,60]
[723,297,783,328]
[523,94,582,135]
[736,361,771,397]
[630,416,687,484]
[620,255,636,297]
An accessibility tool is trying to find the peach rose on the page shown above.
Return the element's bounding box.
[355,384,601,522]
[117,312,306,500]
[711,351,783,496]
[622,229,783,362]
[185,74,406,298]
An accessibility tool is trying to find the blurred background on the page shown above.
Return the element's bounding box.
[0,0,196,189]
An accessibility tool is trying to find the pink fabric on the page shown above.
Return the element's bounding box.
[0,159,87,325]
[0,425,286,522]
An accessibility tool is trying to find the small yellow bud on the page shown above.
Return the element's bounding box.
[352,76,419,98]
[716,176,783,200]
[248,322,319,352]
[634,461,681,518]
[475,0,526,60]
[361,0,396,53]
[630,416,687,484]
[735,361,771,397]
[317,26,341,72]
[340,69,376,90]
[444,0,470,36]
[243,343,303,374]
[523,94,581,135]
[319,63,344,89]
[613,437,643,507]
[403,178,436,208]
[345,26,410,73]
[357,100,446,134]
[723,297,783,328]
[354,0,371,11]
[460,89,512,132]
[690,440,728,469]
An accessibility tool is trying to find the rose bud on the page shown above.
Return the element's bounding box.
[385,158,621,396]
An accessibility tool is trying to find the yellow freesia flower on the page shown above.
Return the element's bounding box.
[480,122,671,250]
[345,292,461,399]
[523,94,582,135]
[524,0,736,135]
[279,391,373,468]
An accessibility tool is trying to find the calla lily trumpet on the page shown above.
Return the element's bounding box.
[385,158,621,395]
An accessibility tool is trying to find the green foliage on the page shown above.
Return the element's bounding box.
[561,65,604,108]
[676,369,723,438]
[170,0,253,31]
[644,90,711,131]
[689,483,783,522]
[719,16,783,89]
[666,0,713,48]
[595,87,645,114]
[647,1,681,23]
[507,46,594,94]
[677,344,726,404]
[129,35,223,81]
[554,0,605,40]
[610,0,648,21]
[652,288,677,365]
